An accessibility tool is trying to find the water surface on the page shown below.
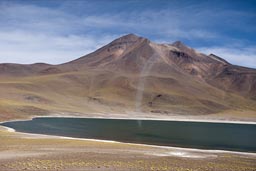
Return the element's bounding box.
[2,117,256,152]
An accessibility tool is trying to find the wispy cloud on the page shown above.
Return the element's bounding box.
[0,2,117,64]
[0,0,255,66]
[0,30,116,64]
[199,46,256,68]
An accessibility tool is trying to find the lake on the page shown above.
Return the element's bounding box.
[1,117,256,152]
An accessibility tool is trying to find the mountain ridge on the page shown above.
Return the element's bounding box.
[0,33,255,121]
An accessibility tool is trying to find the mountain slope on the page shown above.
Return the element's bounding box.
[0,34,256,121]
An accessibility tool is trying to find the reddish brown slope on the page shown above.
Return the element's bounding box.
[0,34,255,120]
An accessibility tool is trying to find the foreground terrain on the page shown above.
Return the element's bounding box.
[0,126,255,171]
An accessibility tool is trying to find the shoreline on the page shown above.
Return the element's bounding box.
[1,115,256,157]
[2,113,256,125]
[2,126,256,157]
[48,115,256,125]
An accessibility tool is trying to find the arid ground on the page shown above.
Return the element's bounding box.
[0,123,256,171]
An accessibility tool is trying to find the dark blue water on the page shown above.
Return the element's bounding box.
[1,117,256,152]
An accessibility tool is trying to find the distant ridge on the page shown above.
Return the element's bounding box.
[0,33,255,121]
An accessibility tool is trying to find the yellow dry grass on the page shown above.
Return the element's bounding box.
[0,127,255,171]
[0,69,256,122]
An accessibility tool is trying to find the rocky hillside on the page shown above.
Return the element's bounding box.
[0,34,255,121]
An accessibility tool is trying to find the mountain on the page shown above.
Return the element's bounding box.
[0,34,256,121]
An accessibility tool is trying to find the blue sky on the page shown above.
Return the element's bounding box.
[0,0,256,68]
